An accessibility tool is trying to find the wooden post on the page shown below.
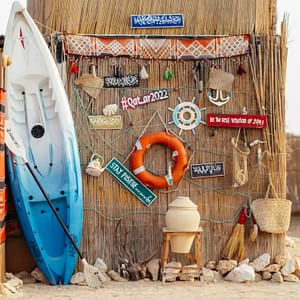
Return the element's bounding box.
[0,42,6,282]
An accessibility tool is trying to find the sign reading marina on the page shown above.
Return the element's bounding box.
[106,157,157,206]
[131,14,184,28]
[190,162,225,179]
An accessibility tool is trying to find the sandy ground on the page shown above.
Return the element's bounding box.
[2,217,300,300]
[2,238,299,300]
[2,275,300,300]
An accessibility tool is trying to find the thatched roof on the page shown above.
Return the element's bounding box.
[28,0,277,35]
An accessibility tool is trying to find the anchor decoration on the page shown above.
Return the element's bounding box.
[168,97,206,135]
[207,68,234,107]
[207,89,231,107]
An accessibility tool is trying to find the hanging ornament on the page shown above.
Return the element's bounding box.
[90,64,97,76]
[139,65,149,80]
[237,62,246,75]
[69,61,79,74]
[164,66,173,80]
[114,65,123,78]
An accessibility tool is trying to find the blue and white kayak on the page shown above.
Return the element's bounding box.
[4,1,83,285]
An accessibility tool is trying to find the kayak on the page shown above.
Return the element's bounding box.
[4,1,83,285]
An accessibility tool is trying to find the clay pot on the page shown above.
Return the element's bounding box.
[165,196,200,253]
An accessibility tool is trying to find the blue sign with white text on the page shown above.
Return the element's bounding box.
[131,14,184,28]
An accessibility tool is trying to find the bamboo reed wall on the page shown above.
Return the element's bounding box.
[25,0,288,271]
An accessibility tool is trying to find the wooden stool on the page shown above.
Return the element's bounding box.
[161,227,203,281]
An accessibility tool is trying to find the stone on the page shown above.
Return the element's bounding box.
[163,262,181,282]
[179,264,200,281]
[255,272,262,282]
[281,258,295,276]
[30,268,48,283]
[275,255,287,266]
[94,258,108,273]
[14,271,36,284]
[262,271,272,280]
[286,236,296,248]
[250,253,270,272]
[217,260,237,276]
[271,272,283,283]
[0,282,11,296]
[178,274,195,281]
[239,258,250,265]
[3,273,23,293]
[205,260,217,270]
[213,270,224,282]
[202,267,215,282]
[107,270,128,282]
[263,264,281,273]
[224,264,255,283]
[99,270,111,282]
[70,272,86,285]
[283,274,299,282]
[146,258,160,281]
[294,257,300,279]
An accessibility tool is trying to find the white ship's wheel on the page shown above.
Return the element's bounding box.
[168,97,206,135]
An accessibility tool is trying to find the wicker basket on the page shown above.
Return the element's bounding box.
[251,184,292,234]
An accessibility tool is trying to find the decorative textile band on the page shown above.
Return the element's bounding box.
[64,34,250,60]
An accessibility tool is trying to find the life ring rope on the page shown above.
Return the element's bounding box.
[130,131,188,189]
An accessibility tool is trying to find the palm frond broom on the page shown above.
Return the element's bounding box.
[222,206,247,262]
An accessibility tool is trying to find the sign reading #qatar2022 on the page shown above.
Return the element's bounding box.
[120,89,169,110]
[131,14,184,28]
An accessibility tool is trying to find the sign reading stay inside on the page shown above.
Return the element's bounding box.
[106,157,157,206]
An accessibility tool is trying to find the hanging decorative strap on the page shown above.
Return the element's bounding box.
[232,128,250,188]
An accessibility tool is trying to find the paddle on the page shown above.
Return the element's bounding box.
[5,115,102,288]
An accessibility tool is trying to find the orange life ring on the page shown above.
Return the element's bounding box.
[130,132,188,189]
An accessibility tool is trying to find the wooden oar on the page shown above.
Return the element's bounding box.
[5,119,102,288]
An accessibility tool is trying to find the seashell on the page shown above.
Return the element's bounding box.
[103,104,118,116]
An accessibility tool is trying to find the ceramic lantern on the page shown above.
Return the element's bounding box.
[165,196,200,253]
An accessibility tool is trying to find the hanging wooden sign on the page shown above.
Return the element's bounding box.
[190,162,225,179]
[120,89,169,110]
[106,157,157,206]
[131,14,184,28]
[88,115,122,129]
[207,113,267,128]
[104,74,139,88]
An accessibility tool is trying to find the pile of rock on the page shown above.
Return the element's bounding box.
[71,258,128,286]
[162,262,201,282]
[203,252,300,283]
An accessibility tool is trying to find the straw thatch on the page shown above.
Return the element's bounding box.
[28,0,277,36]
[24,0,288,271]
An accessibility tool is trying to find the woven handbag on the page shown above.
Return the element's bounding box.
[251,184,292,234]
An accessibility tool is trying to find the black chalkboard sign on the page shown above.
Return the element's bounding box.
[104,74,139,88]
[190,162,225,178]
